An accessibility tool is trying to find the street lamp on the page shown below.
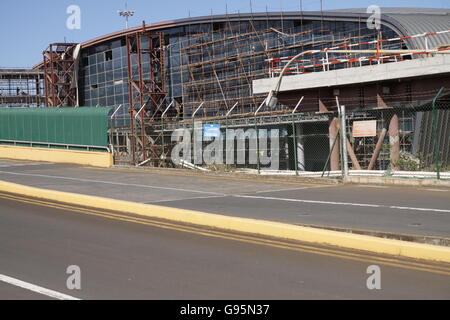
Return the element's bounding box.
[118,4,135,29]
[265,49,319,108]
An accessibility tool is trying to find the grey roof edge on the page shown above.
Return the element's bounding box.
[82,9,447,48]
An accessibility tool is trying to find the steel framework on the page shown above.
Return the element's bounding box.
[42,43,79,107]
[126,25,169,165]
[0,68,44,107]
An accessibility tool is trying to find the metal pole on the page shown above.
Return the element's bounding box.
[254,99,267,174]
[432,87,445,179]
[110,104,124,119]
[337,108,345,178]
[322,132,340,177]
[160,101,174,165]
[226,102,239,156]
[161,116,165,163]
[389,113,400,170]
[291,97,304,175]
[161,101,174,118]
[339,105,349,179]
[255,114,260,174]
[135,103,146,120]
[292,114,298,175]
[191,102,204,166]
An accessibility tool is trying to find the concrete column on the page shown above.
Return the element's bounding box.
[389,113,400,170]
[329,117,340,171]
[296,124,305,171]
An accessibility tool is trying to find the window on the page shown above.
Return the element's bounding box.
[105,50,113,61]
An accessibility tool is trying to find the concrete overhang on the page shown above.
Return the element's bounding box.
[252,55,450,94]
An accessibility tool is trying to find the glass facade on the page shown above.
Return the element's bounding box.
[80,39,129,110]
[78,17,401,119]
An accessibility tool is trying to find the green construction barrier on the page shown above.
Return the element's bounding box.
[0,107,113,147]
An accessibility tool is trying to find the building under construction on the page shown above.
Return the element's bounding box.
[2,8,450,172]
[0,68,44,107]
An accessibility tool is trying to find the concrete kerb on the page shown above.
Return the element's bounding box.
[112,165,341,185]
[111,166,450,188]
[346,176,450,188]
[1,179,450,263]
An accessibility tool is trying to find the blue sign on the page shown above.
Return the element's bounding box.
[203,124,221,138]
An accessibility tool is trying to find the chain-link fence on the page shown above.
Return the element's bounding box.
[108,88,450,180]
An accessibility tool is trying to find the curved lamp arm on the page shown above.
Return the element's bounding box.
[266,49,322,108]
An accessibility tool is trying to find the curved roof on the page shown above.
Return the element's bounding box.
[384,12,450,48]
[33,8,450,69]
[80,8,450,49]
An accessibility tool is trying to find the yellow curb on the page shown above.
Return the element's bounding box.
[0,145,112,168]
[1,179,450,263]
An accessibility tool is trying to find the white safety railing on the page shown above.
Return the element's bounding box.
[269,30,450,77]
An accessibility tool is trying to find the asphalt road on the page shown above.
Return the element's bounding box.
[0,159,449,238]
[0,192,449,300]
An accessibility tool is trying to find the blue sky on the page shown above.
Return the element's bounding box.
[0,0,448,67]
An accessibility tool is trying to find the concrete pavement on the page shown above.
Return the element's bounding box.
[0,159,449,240]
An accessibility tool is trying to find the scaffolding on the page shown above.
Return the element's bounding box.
[125,26,174,166]
[177,17,390,119]
[43,43,79,107]
[0,68,44,107]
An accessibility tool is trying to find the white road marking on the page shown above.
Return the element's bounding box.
[232,194,450,214]
[145,195,227,204]
[420,188,450,192]
[0,274,80,300]
[0,162,53,168]
[251,187,313,194]
[357,185,389,189]
[0,170,225,196]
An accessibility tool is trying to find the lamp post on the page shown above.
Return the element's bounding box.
[118,4,135,29]
[265,49,318,108]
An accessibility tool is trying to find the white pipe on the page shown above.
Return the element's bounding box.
[192,102,204,118]
[319,49,450,54]
[254,97,267,115]
[179,159,210,171]
[161,101,174,118]
[135,103,146,120]
[110,104,123,119]
[226,101,239,117]
[292,96,304,114]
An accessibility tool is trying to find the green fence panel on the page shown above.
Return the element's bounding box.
[0,107,113,147]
